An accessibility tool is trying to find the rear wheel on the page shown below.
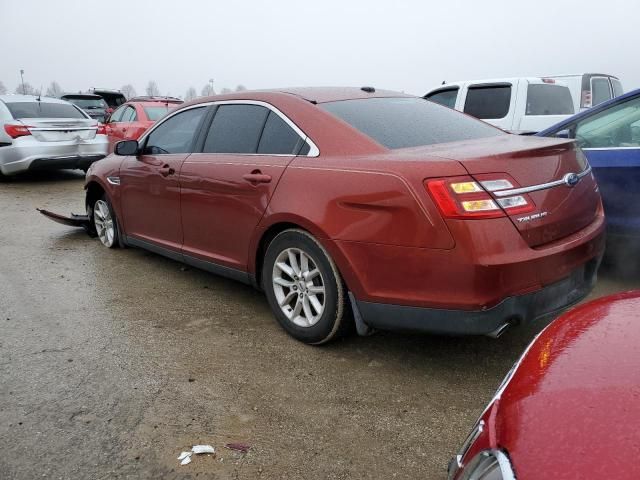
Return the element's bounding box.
[92,196,119,248]
[262,229,352,344]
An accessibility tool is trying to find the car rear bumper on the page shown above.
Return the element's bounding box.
[353,255,601,336]
[0,139,108,175]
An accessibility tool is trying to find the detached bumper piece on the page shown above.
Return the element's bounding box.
[37,208,91,230]
[355,257,601,336]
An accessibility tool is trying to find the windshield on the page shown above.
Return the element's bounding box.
[526,84,575,116]
[5,102,87,119]
[144,106,171,121]
[321,97,504,149]
[65,97,107,109]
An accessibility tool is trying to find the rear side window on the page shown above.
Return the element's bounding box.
[464,85,511,119]
[257,112,304,155]
[5,102,86,119]
[203,104,269,153]
[611,79,624,97]
[321,97,503,149]
[144,106,170,121]
[143,107,206,154]
[425,88,458,109]
[591,77,612,106]
[525,84,574,115]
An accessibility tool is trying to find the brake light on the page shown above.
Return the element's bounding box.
[4,123,32,139]
[96,123,107,135]
[426,175,535,219]
[581,91,592,109]
[541,78,555,84]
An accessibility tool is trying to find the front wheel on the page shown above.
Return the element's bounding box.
[92,196,119,248]
[262,229,352,344]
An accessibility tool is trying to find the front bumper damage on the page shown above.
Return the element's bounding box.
[37,209,92,233]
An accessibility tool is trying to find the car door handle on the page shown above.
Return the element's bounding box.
[159,165,175,177]
[242,172,272,184]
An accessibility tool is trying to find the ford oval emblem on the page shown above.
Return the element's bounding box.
[563,172,580,187]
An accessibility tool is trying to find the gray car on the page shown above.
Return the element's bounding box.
[0,94,108,177]
[60,93,109,122]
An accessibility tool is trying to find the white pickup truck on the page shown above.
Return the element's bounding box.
[424,77,575,134]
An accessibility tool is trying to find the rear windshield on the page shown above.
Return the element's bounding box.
[64,97,107,109]
[321,97,503,149]
[5,102,86,119]
[144,106,171,121]
[526,84,575,115]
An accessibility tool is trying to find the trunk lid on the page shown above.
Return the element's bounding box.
[429,136,600,247]
[19,118,98,142]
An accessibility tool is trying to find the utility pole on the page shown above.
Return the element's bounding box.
[20,69,25,95]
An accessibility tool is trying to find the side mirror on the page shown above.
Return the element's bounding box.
[114,140,139,156]
[554,129,571,139]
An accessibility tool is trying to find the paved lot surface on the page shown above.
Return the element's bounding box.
[1,171,639,479]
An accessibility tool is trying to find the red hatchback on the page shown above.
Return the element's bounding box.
[82,87,605,344]
[448,290,640,479]
[104,96,183,153]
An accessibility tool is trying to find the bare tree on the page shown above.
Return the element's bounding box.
[201,83,215,97]
[235,84,247,91]
[185,87,197,101]
[220,87,233,94]
[0,81,6,94]
[45,81,63,97]
[145,81,160,96]
[15,82,36,95]
[121,84,137,99]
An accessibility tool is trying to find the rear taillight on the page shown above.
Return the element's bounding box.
[581,91,592,109]
[96,123,107,135]
[426,175,535,219]
[4,123,32,139]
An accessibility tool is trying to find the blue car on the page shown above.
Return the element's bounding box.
[539,88,640,240]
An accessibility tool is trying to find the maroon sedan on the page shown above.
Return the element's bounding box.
[46,87,604,344]
[448,290,640,479]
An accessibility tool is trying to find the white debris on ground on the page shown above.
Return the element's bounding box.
[177,445,216,466]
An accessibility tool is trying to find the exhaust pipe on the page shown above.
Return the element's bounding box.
[486,322,511,339]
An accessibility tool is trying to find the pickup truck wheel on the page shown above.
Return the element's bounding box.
[93,196,119,248]
[262,229,352,345]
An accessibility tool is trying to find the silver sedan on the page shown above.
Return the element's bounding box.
[0,94,108,177]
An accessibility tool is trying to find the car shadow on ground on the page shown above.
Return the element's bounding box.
[1,169,86,184]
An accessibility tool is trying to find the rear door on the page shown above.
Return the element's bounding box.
[180,102,309,272]
[462,82,516,131]
[119,106,208,252]
[105,105,128,152]
[571,94,640,235]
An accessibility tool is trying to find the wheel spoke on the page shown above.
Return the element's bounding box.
[288,250,301,275]
[274,277,294,288]
[279,290,296,307]
[290,296,302,319]
[306,268,320,280]
[302,296,314,323]
[276,261,294,279]
[308,294,323,315]
[308,284,324,295]
[300,251,309,274]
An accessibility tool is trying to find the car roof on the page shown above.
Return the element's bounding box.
[0,94,73,104]
[60,93,103,99]
[185,87,409,106]
[537,87,640,135]
[430,77,570,90]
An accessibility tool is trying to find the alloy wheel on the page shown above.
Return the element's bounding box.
[93,199,115,247]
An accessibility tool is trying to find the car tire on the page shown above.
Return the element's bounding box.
[262,229,352,344]
[91,195,119,248]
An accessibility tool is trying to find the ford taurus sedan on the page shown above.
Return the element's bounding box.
[75,87,604,344]
[448,290,640,479]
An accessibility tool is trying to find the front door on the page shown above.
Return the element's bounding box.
[119,106,208,252]
[180,103,310,272]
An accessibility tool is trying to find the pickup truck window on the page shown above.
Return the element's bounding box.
[463,85,511,119]
[526,84,574,116]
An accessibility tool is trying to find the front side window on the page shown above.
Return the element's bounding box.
[143,107,206,154]
[463,85,512,119]
[321,97,503,150]
[574,96,640,148]
[525,84,574,116]
[257,111,305,155]
[425,88,458,109]
[121,106,137,123]
[6,102,86,119]
[203,104,269,153]
[591,77,612,106]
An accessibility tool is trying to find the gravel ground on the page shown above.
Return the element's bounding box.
[1,171,638,479]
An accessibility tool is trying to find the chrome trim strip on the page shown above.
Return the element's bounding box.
[137,100,320,157]
[29,127,97,131]
[583,146,640,151]
[493,165,591,197]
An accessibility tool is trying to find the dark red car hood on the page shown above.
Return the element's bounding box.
[496,291,640,479]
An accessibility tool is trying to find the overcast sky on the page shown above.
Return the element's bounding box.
[1,0,638,97]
